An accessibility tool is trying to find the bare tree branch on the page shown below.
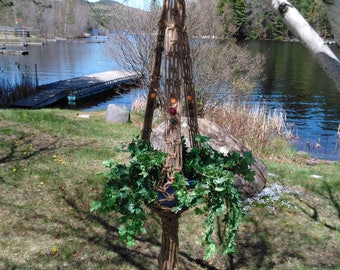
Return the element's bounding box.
[261,0,340,91]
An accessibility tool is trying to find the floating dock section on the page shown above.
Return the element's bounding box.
[12,70,140,109]
[0,49,29,55]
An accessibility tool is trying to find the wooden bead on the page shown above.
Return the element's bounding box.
[150,91,157,99]
[169,108,177,115]
[170,97,177,105]
[170,118,177,125]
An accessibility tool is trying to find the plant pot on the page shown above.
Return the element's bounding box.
[157,180,196,207]
[158,186,176,207]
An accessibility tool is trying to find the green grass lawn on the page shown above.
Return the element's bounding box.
[0,108,339,269]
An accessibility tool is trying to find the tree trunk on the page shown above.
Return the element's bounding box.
[322,0,340,47]
[261,0,340,91]
[157,211,180,270]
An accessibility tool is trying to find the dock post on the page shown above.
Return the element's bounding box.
[35,64,38,88]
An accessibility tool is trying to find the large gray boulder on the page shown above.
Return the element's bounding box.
[150,118,267,198]
[105,104,130,123]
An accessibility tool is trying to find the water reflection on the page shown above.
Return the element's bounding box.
[249,41,340,160]
[0,36,115,85]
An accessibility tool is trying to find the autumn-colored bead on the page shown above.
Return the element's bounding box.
[150,91,157,99]
[169,108,177,115]
[170,97,177,105]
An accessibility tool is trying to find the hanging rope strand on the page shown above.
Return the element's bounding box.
[182,23,199,148]
[141,2,167,141]
[162,1,183,188]
[142,2,200,269]
[142,0,199,205]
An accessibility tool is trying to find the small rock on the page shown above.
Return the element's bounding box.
[77,114,90,119]
[105,104,130,123]
[310,174,322,179]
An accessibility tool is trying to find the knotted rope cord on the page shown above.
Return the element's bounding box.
[142,0,199,208]
[181,5,199,149]
[141,6,166,141]
[162,0,183,192]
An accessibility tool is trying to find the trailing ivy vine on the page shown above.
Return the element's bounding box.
[91,135,255,258]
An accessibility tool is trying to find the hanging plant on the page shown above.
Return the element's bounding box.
[91,135,255,258]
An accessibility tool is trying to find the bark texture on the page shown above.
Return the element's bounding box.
[157,211,180,270]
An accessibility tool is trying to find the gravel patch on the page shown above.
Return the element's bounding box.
[243,183,301,214]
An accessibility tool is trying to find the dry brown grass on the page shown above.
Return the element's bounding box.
[132,95,294,158]
[0,72,37,107]
[205,101,293,158]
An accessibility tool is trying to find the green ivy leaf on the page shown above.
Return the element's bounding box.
[213,177,227,184]
[214,186,225,192]
[102,159,112,168]
[204,243,217,260]
[194,207,204,215]
[90,201,102,212]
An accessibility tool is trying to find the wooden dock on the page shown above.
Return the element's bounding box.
[0,49,29,55]
[12,70,140,109]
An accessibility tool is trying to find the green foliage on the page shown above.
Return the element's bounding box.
[0,0,13,7]
[90,137,166,246]
[233,0,247,27]
[217,0,229,16]
[217,0,332,40]
[91,135,255,258]
[217,0,248,38]
[175,135,255,257]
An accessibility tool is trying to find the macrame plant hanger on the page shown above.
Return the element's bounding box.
[141,0,199,268]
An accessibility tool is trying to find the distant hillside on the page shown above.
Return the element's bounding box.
[88,0,147,31]
[0,0,148,38]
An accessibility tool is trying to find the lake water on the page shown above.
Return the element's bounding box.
[1,37,340,160]
[247,41,340,161]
